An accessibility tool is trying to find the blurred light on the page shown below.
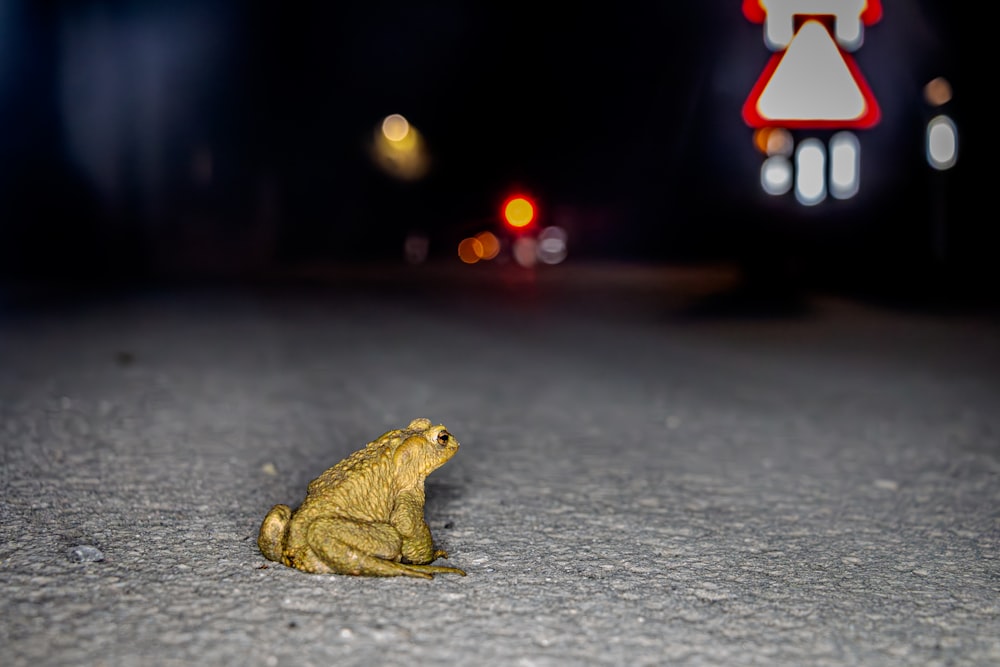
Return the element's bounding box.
[371,114,429,181]
[923,77,952,107]
[829,131,860,199]
[381,114,411,142]
[767,128,793,156]
[404,233,429,264]
[458,237,484,264]
[512,237,537,267]
[537,226,568,265]
[795,138,826,206]
[753,127,793,156]
[761,155,793,195]
[752,127,772,154]
[503,195,535,229]
[474,231,500,260]
[926,115,958,170]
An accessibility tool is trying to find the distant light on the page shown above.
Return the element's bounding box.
[458,237,484,264]
[923,77,953,107]
[404,233,429,264]
[767,128,793,156]
[795,138,826,206]
[381,114,411,142]
[829,131,860,199]
[761,155,793,195]
[926,115,958,170]
[503,195,535,228]
[537,226,568,265]
[753,127,772,154]
[474,231,500,260]
[371,114,429,181]
[752,127,793,157]
[512,237,537,267]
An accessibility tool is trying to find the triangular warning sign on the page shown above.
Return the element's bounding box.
[742,20,880,129]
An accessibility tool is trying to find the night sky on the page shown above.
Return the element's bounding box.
[0,1,987,288]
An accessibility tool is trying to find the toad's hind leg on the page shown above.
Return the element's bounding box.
[258,504,292,563]
[305,517,437,579]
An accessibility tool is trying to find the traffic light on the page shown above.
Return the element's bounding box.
[502,194,536,230]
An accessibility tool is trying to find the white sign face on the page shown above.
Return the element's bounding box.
[755,20,867,122]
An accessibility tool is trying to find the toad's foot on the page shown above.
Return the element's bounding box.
[401,563,467,577]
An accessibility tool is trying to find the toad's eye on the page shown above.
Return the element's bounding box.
[437,431,451,445]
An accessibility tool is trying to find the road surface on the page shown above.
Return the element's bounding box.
[2,262,999,666]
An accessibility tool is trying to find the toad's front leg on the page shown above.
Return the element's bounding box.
[389,494,466,576]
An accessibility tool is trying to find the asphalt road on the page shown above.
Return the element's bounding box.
[2,262,999,666]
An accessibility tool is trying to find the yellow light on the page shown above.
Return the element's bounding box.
[503,196,535,228]
[371,115,428,181]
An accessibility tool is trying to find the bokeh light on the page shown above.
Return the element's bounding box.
[829,131,860,200]
[381,113,411,142]
[926,115,958,170]
[537,226,568,265]
[512,236,537,267]
[923,77,953,107]
[474,231,500,260]
[760,155,792,195]
[752,127,793,157]
[458,237,485,264]
[371,113,429,181]
[795,138,826,206]
[503,195,535,228]
[404,232,429,264]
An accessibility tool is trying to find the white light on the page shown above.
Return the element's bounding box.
[927,115,958,170]
[829,131,860,199]
[761,155,793,195]
[537,226,568,265]
[795,138,826,206]
[381,114,410,142]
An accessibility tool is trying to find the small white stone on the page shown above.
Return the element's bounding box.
[67,545,104,562]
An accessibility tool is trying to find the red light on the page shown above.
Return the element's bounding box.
[502,195,536,229]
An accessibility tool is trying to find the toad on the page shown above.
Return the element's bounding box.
[258,418,465,579]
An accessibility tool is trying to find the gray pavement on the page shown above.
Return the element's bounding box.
[2,263,999,666]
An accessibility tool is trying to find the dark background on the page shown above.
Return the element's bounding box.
[0,1,987,297]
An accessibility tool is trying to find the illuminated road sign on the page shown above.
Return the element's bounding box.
[742,19,880,129]
[742,0,881,129]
